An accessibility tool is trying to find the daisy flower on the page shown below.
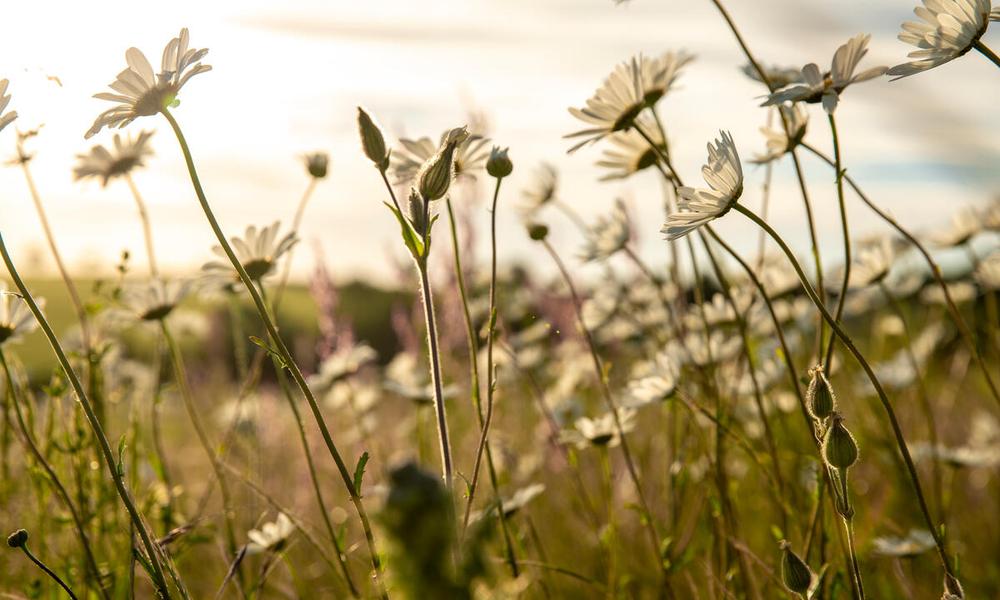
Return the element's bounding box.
[559,407,637,449]
[566,57,647,152]
[307,342,378,391]
[887,0,993,79]
[930,207,981,247]
[750,104,808,164]
[120,279,190,322]
[201,222,297,285]
[87,28,211,139]
[580,199,631,262]
[73,130,154,186]
[741,62,804,89]
[762,34,887,113]
[661,130,743,241]
[247,513,295,554]
[596,115,668,180]
[0,284,41,345]
[626,350,678,408]
[391,130,490,185]
[849,238,896,288]
[0,79,17,134]
[974,252,1000,289]
[520,163,559,215]
[640,50,695,106]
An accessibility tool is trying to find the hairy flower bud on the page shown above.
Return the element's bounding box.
[486,146,513,178]
[407,189,428,237]
[357,107,390,171]
[527,223,549,241]
[823,413,859,470]
[417,127,468,201]
[6,529,28,548]
[779,540,812,594]
[806,365,836,420]
[304,152,329,179]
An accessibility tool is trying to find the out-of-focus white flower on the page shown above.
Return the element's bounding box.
[0,285,41,345]
[920,281,977,305]
[201,222,297,285]
[0,79,18,134]
[640,50,695,106]
[308,343,377,390]
[470,483,546,524]
[975,252,1000,289]
[850,238,896,288]
[560,407,637,449]
[580,199,631,262]
[120,279,190,322]
[763,34,887,113]
[741,63,803,88]
[74,130,154,186]
[596,116,668,180]
[662,130,743,241]
[930,208,982,247]
[383,352,457,405]
[751,104,808,164]
[566,57,647,152]
[520,163,558,215]
[391,130,490,185]
[626,350,678,408]
[247,513,295,554]
[87,28,211,138]
[888,0,993,79]
[872,529,937,557]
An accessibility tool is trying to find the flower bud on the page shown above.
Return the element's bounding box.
[823,413,859,470]
[6,529,28,548]
[527,223,549,241]
[779,540,812,594]
[417,127,468,201]
[806,365,835,420]
[304,152,329,179]
[486,146,513,178]
[357,107,390,171]
[407,189,428,237]
[943,574,965,600]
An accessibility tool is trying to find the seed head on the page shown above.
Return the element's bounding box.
[357,107,390,171]
[779,540,813,594]
[823,412,859,470]
[6,529,28,548]
[527,223,549,241]
[417,127,468,201]
[486,146,513,178]
[806,365,836,420]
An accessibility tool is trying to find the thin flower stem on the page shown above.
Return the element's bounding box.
[973,40,1000,69]
[273,177,318,311]
[800,141,1000,408]
[0,235,172,597]
[822,113,851,372]
[159,108,385,598]
[540,239,672,595]
[124,173,160,278]
[18,544,79,600]
[0,350,108,600]
[733,203,955,578]
[159,321,245,595]
[789,149,827,353]
[416,254,454,487]
[447,197,518,575]
[837,474,865,600]
[707,0,776,92]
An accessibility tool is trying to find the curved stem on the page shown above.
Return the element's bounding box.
[124,173,160,278]
[159,108,385,597]
[0,235,172,597]
[20,545,79,600]
[800,141,1000,407]
[734,203,954,578]
[0,350,108,600]
[822,114,851,372]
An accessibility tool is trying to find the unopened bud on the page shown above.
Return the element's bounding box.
[486,146,513,178]
[357,107,390,171]
[527,223,549,241]
[6,529,28,548]
[823,413,859,470]
[304,152,329,179]
[407,189,427,237]
[779,540,812,594]
[417,127,467,201]
[806,365,835,420]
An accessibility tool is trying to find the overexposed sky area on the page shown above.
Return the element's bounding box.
[1,0,998,284]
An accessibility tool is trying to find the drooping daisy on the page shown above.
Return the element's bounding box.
[640,50,695,106]
[559,407,637,449]
[87,28,211,138]
[0,285,41,345]
[661,130,743,241]
[849,238,896,288]
[750,104,808,164]
[246,513,295,554]
[520,163,559,215]
[0,79,17,134]
[120,279,190,322]
[201,222,297,286]
[762,34,887,113]
[390,130,490,185]
[596,115,668,180]
[566,57,647,152]
[73,130,154,186]
[887,0,993,79]
[741,62,804,89]
[580,199,631,262]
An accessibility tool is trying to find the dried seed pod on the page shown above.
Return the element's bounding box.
[807,365,836,420]
[823,412,859,470]
[779,540,813,594]
[6,529,28,548]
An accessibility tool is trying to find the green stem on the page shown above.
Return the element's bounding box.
[415,257,454,487]
[159,108,385,597]
[822,113,851,372]
[734,203,954,578]
[0,350,108,600]
[0,234,172,597]
[19,544,79,600]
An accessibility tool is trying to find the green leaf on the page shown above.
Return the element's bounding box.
[383,202,424,259]
[353,451,370,496]
[249,336,286,368]
[116,436,127,478]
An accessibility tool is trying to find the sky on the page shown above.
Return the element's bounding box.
[0,0,997,285]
